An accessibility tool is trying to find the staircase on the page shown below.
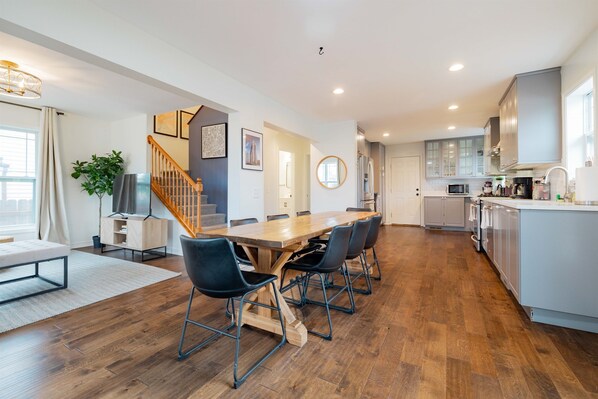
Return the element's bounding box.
[147,135,226,236]
[190,193,227,230]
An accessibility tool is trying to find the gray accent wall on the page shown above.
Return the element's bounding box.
[189,106,228,220]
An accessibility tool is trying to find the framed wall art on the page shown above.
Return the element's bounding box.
[153,111,178,137]
[242,128,263,171]
[201,123,227,159]
[179,111,194,140]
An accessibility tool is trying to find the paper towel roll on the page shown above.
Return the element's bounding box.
[576,166,598,203]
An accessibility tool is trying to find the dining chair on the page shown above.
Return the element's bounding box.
[363,215,383,281]
[229,218,258,269]
[178,235,286,389]
[296,210,311,216]
[267,213,289,221]
[331,218,373,295]
[280,225,354,340]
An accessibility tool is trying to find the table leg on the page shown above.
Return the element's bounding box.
[239,245,308,347]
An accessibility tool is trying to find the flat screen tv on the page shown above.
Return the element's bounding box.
[112,173,151,216]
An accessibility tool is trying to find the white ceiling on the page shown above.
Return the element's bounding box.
[0,31,199,120]
[2,1,597,144]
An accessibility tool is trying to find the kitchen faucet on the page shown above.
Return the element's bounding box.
[543,166,570,200]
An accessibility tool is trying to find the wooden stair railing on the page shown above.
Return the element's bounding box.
[147,135,203,236]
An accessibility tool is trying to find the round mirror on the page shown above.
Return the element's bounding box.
[317,156,347,189]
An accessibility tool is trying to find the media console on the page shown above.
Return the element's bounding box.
[100,216,168,261]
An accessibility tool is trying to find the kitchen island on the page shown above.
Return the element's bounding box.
[481,198,598,333]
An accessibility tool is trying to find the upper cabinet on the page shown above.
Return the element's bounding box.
[484,117,502,175]
[426,136,485,178]
[499,67,562,170]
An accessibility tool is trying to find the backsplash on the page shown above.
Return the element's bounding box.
[422,177,489,196]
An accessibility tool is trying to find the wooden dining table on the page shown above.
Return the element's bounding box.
[196,210,377,347]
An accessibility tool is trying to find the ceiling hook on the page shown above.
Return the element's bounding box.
[319,47,324,55]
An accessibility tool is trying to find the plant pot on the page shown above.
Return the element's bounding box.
[92,235,102,248]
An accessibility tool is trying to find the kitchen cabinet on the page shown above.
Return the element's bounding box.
[507,208,520,300]
[424,196,465,227]
[499,67,562,170]
[426,135,485,178]
[483,117,501,175]
[488,204,521,299]
[481,198,598,333]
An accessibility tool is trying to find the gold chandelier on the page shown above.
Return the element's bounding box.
[0,60,42,99]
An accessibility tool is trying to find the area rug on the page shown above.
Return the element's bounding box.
[0,250,180,333]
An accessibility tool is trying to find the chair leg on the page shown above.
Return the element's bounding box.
[178,287,236,360]
[371,247,382,281]
[233,283,287,388]
[305,272,333,341]
[341,262,356,313]
[343,254,372,295]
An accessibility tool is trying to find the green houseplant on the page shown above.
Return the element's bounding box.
[71,150,125,247]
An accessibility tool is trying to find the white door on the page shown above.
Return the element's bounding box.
[390,156,421,225]
[278,151,295,215]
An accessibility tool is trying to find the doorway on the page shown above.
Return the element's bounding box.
[390,156,421,225]
[278,151,295,215]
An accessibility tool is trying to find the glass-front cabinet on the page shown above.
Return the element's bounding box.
[426,141,441,177]
[426,135,485,178]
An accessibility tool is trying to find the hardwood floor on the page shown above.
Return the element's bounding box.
[1,226,597,398]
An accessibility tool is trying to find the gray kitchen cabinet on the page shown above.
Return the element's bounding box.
[424,196,465,227]
[492,205,503,275]
[499,67,562,170]
[423,197,444,226]
[444,197,465,227]
[442,140,458,177]
[425,141,442,178]
[484,117,501,175]
[489,204,521,300]
[425,135,485,178]
[507,208,520,300]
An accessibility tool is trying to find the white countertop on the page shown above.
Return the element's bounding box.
[480,197,598,212]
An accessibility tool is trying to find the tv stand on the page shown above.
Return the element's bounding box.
[100,216,168,262]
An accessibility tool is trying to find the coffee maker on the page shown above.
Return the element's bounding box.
[512,177,533,199]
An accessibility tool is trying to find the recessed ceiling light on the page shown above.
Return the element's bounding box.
[333,87,344,95]
[448,104,459,110]
[448,125,456,130]
[383,132,390,137]
[449,63,464,72]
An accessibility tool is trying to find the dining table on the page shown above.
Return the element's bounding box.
[196,210,377,347]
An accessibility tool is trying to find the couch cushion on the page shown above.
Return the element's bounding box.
[0,240,70,268]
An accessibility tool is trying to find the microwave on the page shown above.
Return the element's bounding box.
[446,184,469,195]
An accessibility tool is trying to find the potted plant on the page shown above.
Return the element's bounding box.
[71,150,125,248]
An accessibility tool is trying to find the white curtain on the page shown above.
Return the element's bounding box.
[36,107,70,244]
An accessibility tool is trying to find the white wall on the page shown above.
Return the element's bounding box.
[59,113,113,247]
[310,120,358,213]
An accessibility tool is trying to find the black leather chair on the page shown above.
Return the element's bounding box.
[363,215,383,280]
[229,218,258,267]
[280,225,353,340]
[296,210,311,216]
[331,218,373,295]
[346,207,372,212]
[178,235,286,389]
[266,213,289,221]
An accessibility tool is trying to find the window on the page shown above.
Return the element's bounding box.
[0,126,37,229]
[583,90,594,165]
[565,77,595,177]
